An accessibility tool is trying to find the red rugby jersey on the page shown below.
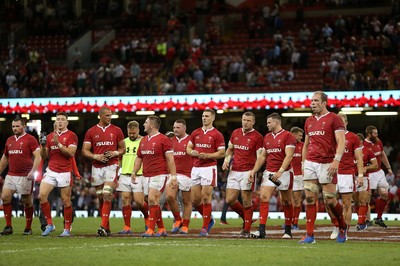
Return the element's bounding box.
[264,129,296,172]
[189,127,225,167]
[46,130,78,173]
[4,133,39,176]
[229,128,264,172]
[137,133,174,177]
[84,124,124,168]
[304,112,345,164]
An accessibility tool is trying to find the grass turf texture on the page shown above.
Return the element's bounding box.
[0,217,399,266]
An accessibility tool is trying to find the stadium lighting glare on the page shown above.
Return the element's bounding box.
[365,111,398,116]
[282,113,312,117]
[216,110,224,114]
[159,114,167,118]
[52,116,80,121]
[21,114,30,119]
[0,117,6,122]
[341,107,364,112]
[339,111,362,115]
[136,111,155,115]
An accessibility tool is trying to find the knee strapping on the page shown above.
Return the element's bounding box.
[304,182,319,193]
[322,191,336,201]
[103,185,113,195]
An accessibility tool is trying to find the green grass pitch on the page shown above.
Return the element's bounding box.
[0,217,399,266]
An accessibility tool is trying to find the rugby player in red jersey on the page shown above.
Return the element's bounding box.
[299,91,347,244]
[363,125,392,228]
[82,106,125,236]
[249,113,296,239]
[328,113,363,239]
[133,116,177,237]
[222,111,263,237]
[39,112,79,237]
[353,133,378,230]
[0,117,41,235]
[187,109,225,236]
[290,126,304,230]
[166,119,193,234]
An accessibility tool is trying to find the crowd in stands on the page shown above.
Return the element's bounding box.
[1,1,400,98]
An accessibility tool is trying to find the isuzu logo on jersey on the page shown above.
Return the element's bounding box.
[8,150,23,154]
[142,150,155,154]
[196,143,211,148]
[267,148,281,153]
[174,151,186,156]
[96,141,114,146]
[309,131,325,136]
[293,153,301,157]
[234,144,249,150]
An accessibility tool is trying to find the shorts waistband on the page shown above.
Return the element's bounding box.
[121,173,142,176]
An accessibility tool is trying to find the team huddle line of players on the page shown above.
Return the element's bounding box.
[0,91,391,243]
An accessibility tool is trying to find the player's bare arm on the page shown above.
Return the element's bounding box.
[272,146,294,182]
[363,158,378,174]
[381,148,393,175]
[0,155,9,174]
[354,148,364,187]
[105,139,126,159]
[27,149,41,180]
[82,142,108,163]
[222,142,234,171]
[328,130,345,176]
[131,157,142,183]
[198,147,225,160]
[249,149,267,183]
[186,142,199,157]
[55,134,77,158]
[40,137,49,160]
[165,152,178,188]
[301,135,310,175]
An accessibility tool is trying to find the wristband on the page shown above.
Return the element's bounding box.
[278,167,285,173]
[93,154,98,160]
[358,174,363,178]
[58,143,63,148]
[114,151,119,156]
[170,174,177,180]
[387,166,391,169]
[334,154,342,162]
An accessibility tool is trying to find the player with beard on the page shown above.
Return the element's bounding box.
[353,133,378,230]
[166,119,193,234]
[116,120,149,234]
[249,113,296,239]
[299,91,347,244]
[134,116,177,237]
[0,117,41,235]
[363,125,392,228]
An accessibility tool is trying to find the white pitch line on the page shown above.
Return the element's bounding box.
[0,241,312,254]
